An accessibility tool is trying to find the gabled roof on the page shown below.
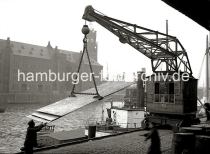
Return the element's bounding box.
[11,41,51,59]
[0,38,102,66]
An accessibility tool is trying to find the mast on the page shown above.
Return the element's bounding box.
[206,35,209,102]
[106,63,109,81]
[101,104,104,122]
[166,20,169,50]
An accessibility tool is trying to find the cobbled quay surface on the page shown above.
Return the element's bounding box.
[36,130,173,154]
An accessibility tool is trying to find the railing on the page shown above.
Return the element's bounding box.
[154,94,175,103]
[85,118,142,129]
[38,125,55,135]
[114,122,142,129]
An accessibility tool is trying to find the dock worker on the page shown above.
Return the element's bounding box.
[204,103,210,121]
[23,120,46,154]
[144,122,161,154]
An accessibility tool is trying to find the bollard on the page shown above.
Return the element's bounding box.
[88,125,96,138]
[172,132,195,154]
[195,135,210,154]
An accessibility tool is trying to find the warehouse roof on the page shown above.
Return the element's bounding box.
[0,38,101,66]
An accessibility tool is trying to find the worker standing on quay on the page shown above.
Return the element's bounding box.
[23,120,46,154]
[144,123,161,154]
[204,103,210,121]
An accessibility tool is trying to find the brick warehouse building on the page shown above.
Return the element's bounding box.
[0,29,103,105]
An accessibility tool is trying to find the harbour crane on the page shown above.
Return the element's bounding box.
[28,5,199,127]
[82,6,199,128]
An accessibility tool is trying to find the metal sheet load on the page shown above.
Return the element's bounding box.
[27,81,133,123]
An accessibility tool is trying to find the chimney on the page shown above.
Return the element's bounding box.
[47,41,52,48]
[6,37,11,48]
[136,68,146,109]
[6,37,10,44]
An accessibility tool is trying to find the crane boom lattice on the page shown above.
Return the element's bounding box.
[83,5,193,76]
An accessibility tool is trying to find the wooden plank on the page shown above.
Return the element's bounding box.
[32,112,60,121]
[27,115,51,123]
[28,81,133,122]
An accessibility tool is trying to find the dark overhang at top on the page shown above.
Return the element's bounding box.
[162,0,210,31]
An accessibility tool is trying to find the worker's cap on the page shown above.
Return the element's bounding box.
[28,119,35,127]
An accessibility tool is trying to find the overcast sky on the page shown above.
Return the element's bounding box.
[0,0,209,83]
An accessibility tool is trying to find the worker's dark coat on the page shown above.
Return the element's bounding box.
[24,124,44,153]
[145,127,161,154]
[204,103,210,121]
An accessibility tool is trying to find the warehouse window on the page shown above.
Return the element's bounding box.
[38,84,43,92]
[169,82,174,103]
[154,82,160,102]
[155,82,159,94]
[154,82,175,103]
[133,90,137,97]
[21,84,27,91]
[169,83,174,94]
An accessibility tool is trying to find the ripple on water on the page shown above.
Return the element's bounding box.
[0,101,111,153]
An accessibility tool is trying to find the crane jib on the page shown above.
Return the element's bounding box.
[82,5,193,76]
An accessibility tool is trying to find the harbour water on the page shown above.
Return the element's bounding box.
[0,100,116,153]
